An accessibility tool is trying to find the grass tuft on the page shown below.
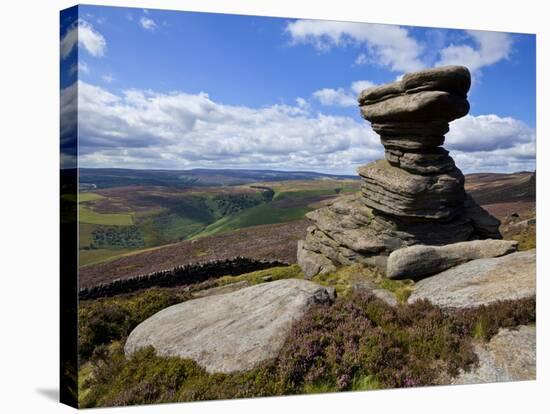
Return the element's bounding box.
[216,265,303,286]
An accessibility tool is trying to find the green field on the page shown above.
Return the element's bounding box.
[194,183,359,239]
[78,179,360,267]
[79,204,134,226]
[195,203,310,238]
[79,193,105,202]
[139,213,207,246]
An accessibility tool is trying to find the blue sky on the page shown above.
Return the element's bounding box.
[60,5,536,174]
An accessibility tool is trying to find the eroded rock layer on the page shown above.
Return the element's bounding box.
[298,66,502,279]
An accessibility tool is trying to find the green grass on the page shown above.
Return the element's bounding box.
[272,188,342,200]
[512,230,536,251]
[79,204,134,226]
[312,264,382,296]
[216,265,303,286]
[194,202,310,238]
[261,179,360,197]
[193,186,359,239]
[79,193,105,202]
[351,375,382,391]
[311,264,414,303]
[303,381,338,394]
[139,214,208,247]
[377,278,415,303]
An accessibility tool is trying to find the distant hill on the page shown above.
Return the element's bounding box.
[78,168,357,189]
[465,171,536,205]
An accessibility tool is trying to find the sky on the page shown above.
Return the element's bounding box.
[60,5,536,174]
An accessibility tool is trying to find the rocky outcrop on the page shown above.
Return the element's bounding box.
[452,325,536,384]
[298,66,502,279]
[125,279,336,374]
[386,239,518,280]
[407,249,535,309]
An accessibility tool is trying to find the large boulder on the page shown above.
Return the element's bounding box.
[407,249,535,309]
[387,239,518,280]
[125,279,335,373]
[452,325,536,384]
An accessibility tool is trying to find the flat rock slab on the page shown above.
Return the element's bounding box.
[452,325,536,384]
[125,279,335,373]
[387,239,518,280]
[407,250,535,309]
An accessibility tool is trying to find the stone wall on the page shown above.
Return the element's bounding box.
[78,257,287,300]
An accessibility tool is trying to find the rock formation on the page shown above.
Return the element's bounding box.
[298,66,502,279]
[125,279,336,374]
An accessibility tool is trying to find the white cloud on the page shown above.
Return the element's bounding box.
[60,19,106,60]
[447,114,534,152]
[448,114,535,173]
[452,143,536,173]
[140,16,157,31]
[67,81,534,174]
[102,73,114,83]
[313,79,376,107]
[312,88,357,107]
[72,81,380,173]
[354,53,367,65]
[69,61,89,76]
[287,21,516,79]
[295,97,309,109]
[437,30,513,73]
[350,80,376,95]
[285,20,425,73]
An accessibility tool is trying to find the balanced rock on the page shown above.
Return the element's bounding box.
[386,239,518,280]
[452,325,536,384]
[125,279,335,373]
[298,65,502,278]
[407,249,535,309]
